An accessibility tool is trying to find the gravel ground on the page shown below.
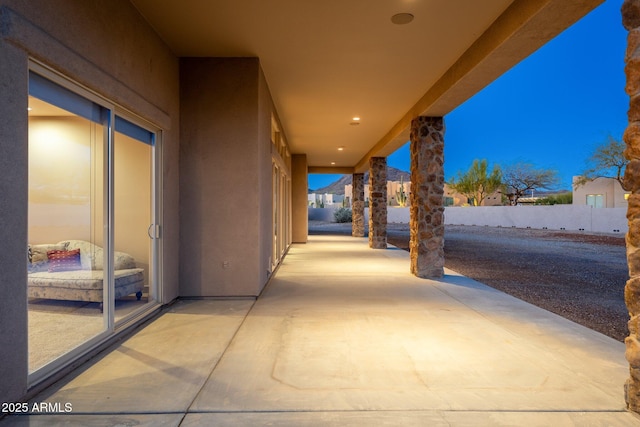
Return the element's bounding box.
[309,221,629,342]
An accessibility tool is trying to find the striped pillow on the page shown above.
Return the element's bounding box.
[47,249,82,273]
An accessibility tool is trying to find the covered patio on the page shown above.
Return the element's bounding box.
[4,0,640,417]
[6,235,637,426]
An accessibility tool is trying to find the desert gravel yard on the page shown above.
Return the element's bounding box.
[309,221,630,342]
[437,225,629,342]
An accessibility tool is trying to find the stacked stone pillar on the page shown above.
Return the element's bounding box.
[368,157,387,249]
[623,0,640,412]
[409,116,445,278]
[352,173,365,237]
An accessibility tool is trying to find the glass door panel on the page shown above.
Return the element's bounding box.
[114,117,156,321]
[273,163,279,269]
[27,94,108,373]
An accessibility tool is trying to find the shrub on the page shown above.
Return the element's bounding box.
[334,207,352,223]
[534,193,573,205]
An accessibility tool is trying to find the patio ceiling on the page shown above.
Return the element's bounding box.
[130,0,603,173]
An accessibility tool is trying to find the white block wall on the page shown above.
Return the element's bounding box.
[309,206,627,234]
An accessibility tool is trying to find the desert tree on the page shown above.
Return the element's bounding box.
[448,159,502,206]
[575,136,628,189]
[502,162,560,205]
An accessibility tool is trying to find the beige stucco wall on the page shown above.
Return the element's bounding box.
[0,30,29,406]
[0,0,180,402]
[179,58,274,296]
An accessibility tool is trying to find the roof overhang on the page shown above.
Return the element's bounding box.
[130,0,604,173]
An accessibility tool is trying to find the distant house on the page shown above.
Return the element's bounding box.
[443,184,469,206]
[345,181,501,207]
[344,180,411,207]
[572,176,629,208]
[444,184,503,207]
[308,193,344,208]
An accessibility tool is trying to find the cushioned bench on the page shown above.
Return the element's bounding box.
[28,240,145,308]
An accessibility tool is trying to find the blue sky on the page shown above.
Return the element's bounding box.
[309,0,628,191]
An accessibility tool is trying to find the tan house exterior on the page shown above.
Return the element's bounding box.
[443,184,503,207]
[573,176,630,208]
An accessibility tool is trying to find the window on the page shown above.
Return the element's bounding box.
[586,194,604,208]
[270,115,291,272]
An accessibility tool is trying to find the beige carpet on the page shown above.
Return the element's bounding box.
[28,297,147,372]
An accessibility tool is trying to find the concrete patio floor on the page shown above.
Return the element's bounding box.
[2,234,639,426]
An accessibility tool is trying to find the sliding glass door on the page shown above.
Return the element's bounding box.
[27,64,160,383]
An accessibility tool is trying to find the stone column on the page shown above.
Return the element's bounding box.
[352,173,365,237]
[368,157,387,249]
[623,0,640,412]
[409,116,445,278]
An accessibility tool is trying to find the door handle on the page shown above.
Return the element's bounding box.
[148,224,160,239]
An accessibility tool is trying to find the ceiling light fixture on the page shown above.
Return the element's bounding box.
[331,162,336,165]
[391,13,414,25]
[338,146,345,151]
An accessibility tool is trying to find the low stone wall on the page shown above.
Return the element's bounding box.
[309,206,627,234]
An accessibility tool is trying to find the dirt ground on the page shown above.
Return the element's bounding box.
[309,221,630,342]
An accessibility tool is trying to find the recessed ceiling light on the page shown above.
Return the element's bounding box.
[331,162,336,165]
[27,107,32,111]
[352,117,360,121]
[338,146,345,151]
[391,13,414,25]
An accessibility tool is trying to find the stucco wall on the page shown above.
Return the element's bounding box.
[308,207,337,222]
[0,0,180,403]
[444,206,627,233]
[573,177,629,208]
[310,206,628,234]
[0,32,29,406]
[180,58,272,296]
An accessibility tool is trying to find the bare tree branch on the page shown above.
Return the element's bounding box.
[502,163,559,206]
[578,135,628,189]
